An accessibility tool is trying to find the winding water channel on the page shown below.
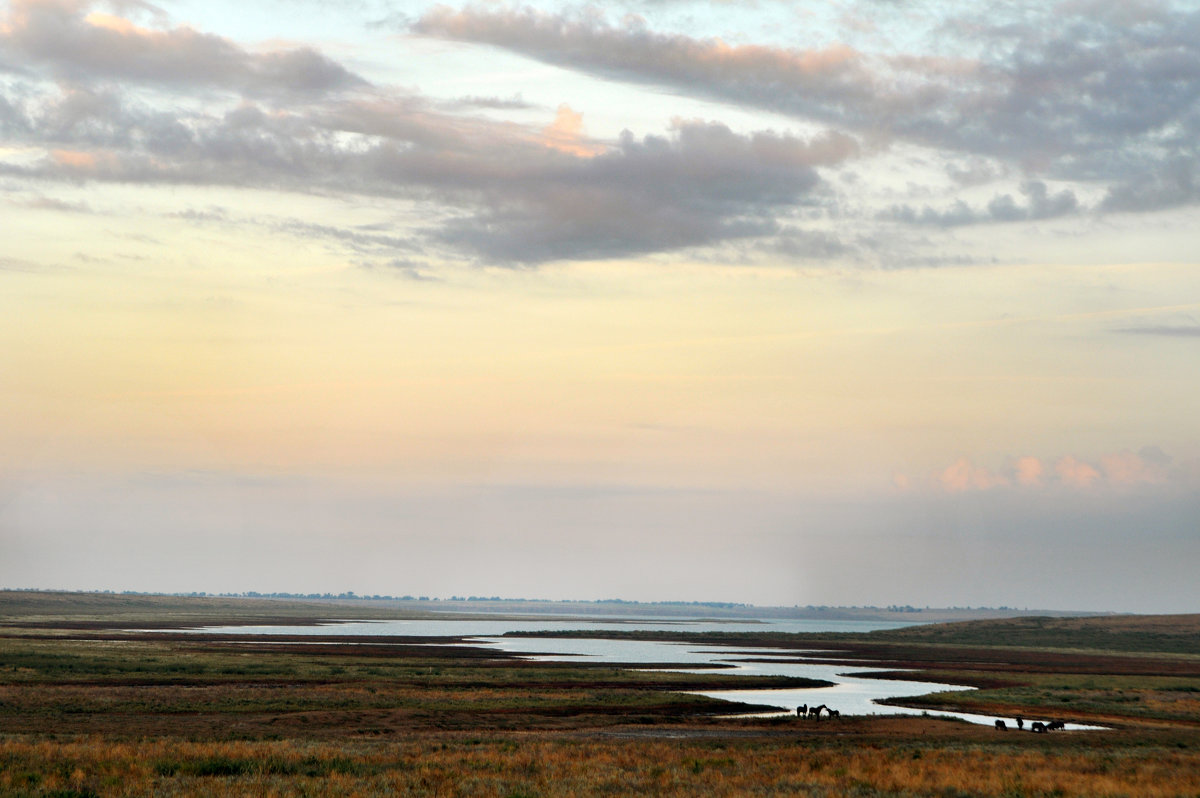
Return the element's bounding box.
[173,616,1102,731]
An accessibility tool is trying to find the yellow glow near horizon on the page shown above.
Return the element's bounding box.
[5,204,1197,493]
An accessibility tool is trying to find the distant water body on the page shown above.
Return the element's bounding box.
[171,613,1102,731]
[185,616,923,638]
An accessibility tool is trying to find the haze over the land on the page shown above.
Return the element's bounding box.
[1,0,1197,612]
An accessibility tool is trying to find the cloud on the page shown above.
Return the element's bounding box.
[431,120,839,262]
[3,0,875,265]
[1054,455,1102,489]
[1014,456,1044,487]
[926,449,1190,494]
[939,457,1008,493]
[988,181,1079,221]
[3,71,852,261]
[1099,161,1200,213]
[450,93,536,110]
[760,228,853,261]
[538,103,603,157]
[15,195,94,212]
[880,199,978,228]
[414,3,1200,215]
[1,0,367,97]
[414,7,882,121]
[1099,450,1169,487]
[881,180,1080,226]
[10,0,1192,266]
[1115,323,1200,338]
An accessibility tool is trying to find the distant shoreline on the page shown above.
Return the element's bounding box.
[0,588,1112,625]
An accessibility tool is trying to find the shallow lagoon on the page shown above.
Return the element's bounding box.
[171,615,1102,730]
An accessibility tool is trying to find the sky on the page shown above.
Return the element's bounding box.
[1,0,1198,613]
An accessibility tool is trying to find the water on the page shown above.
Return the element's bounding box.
[165,614,1103,730]
[177,616,919,637]
[474,636,1102,730]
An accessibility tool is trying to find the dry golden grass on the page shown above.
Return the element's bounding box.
[3,733,1199,797]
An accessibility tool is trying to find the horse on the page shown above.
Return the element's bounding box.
[796,704,807,718]
[994,719,1008,730]
[1031,721,1047,733]
[808,704,826,719]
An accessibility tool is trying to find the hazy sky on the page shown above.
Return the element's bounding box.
[2,0,1198,612]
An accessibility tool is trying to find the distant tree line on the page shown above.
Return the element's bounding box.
[0,588,1019,613]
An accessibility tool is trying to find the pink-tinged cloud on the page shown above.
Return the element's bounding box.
[1099,450,1167,486]
[538,104,603,157]
[50,148,97,169]
[1054,456,1101,489]
[923,448,1193,494]
[938,457,1008,493]
[1014,456,1044,487]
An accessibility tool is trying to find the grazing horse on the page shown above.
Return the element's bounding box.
[1031,721,1047,733]
[808,704,826,719]
[1046,720,1066,731]
[827,709,840,718]
[796,704,808,718]
[994,720,1008,730]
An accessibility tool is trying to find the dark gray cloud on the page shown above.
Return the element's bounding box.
[427,123,836,262]
[760,228,853,260]
[3,67,854,261]
[881,180,1079,227]
[881,199,977,228]
[414,3,1200,210]
[1100,161,1200,213]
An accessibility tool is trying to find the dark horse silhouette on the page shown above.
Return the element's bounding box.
[1031,721,1047,733]
[808,704,826,719]
[994,719,1007,730]
[796,704,808,717]
[1016,716,1024,730]
[1046,720,1066,731]
[827,708,840,718]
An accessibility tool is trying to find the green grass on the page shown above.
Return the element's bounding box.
[884,671,1200,724]
[868,614,1200,655]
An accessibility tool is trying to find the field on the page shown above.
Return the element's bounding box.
[2,592,1199,796]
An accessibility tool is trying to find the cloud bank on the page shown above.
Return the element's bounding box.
[924,447,1193,495]
[416,3,1200,214]
[3,0,1199,264]
[0,0,871,262]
